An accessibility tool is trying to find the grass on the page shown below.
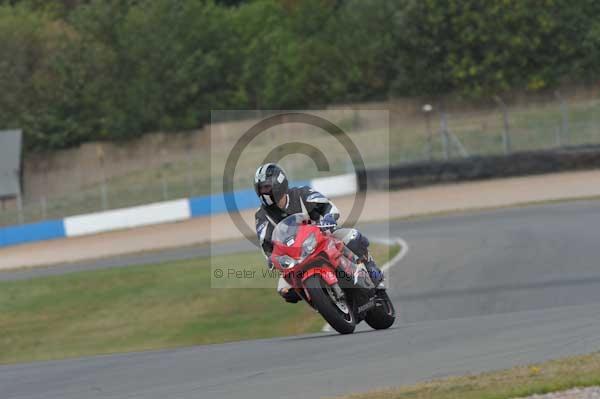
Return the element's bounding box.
[0,243,397,364]
[336,351,600,399]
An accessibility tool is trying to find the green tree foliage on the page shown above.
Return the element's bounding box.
[0,0,599,150]
[69,0,238,137]
[0,3,115,149]
[0,0,90,17]
[394,0,600,96]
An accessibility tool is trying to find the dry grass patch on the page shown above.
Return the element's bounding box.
[337,352,600,399]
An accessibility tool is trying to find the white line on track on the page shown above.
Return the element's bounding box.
[321,237,410,332]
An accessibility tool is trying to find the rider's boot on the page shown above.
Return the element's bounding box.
[278,277,302,303]
[365,255,384,288]
[280,288,302,303]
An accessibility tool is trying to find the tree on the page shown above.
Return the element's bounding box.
[392,0,600,96]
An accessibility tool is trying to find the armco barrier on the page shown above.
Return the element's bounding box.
[359,146,600,191]
[0,219,65,247]
[0,178,344,248]
[310,174,356,197]
[64,199,191,237]
[4,145,600,250]
[189,180,310,217]
[189,189,257,217]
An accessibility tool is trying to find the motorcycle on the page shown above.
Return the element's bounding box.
[271,213,396,334]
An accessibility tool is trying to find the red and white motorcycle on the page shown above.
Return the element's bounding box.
[271,213,395,334]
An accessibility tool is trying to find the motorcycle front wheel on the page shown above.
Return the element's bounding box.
[304,275,355,334]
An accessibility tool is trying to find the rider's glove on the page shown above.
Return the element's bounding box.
[267,257,274,270]
[320,213,337,231]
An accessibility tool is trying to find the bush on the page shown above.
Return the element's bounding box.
[0,0,599,151]
[392,0,600,96]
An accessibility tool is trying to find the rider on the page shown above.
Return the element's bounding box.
[254,163,384,303]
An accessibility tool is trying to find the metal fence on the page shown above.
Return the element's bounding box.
[390,91,600,164]
[1,91,599,227]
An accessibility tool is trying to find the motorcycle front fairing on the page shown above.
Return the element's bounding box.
[271,214,374,292]
[271,214,339,290]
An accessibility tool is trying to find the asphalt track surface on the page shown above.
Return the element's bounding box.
[3,200,600,399]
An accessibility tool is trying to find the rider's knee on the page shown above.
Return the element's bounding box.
[344,229,370,260]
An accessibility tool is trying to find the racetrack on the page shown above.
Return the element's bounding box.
[3,200,600,399]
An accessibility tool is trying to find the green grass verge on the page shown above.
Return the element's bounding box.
[337,352,600,399]
[0,243,398,364]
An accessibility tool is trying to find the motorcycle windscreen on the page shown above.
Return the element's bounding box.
[272,213,311,246]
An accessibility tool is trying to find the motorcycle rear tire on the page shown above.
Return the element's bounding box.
[365,290,396,330]
[305,275,356,334]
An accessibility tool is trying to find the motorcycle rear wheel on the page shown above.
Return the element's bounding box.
[365,290,396,330]
[305,275,356,334]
